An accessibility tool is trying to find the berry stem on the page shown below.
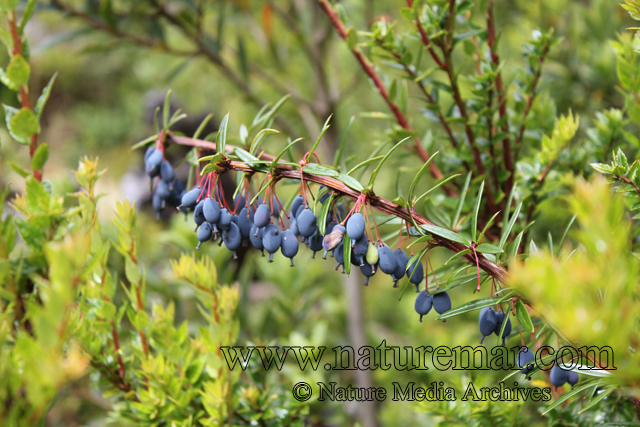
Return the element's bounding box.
[369,205,382,244]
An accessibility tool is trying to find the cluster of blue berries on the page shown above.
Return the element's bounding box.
[478,306,512,345]
[145,146,186,217]
[413,290,452,322]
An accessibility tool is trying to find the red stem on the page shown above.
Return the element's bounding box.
[7,11,41,181]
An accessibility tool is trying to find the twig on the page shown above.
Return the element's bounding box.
[405,0,446,69]
[7,11,41,181]
[435,0,497,211]
[512,40,552,163]
[315,0,455,196]
[487,0,513,197]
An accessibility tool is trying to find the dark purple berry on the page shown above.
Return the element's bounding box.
[196,222,213,249]
[567,370,579,387]
[146,149,163,177]
[352,236,368,266]
[406,258,424,292]
[392,248,408,287]
[254,204,270,228]
[414,290,433,322]
[478,307,497,344]
[223,222,242,258]
[193,200,205,228]
[203,198,221,224]
[334,241,345,273]
[156,180,172,199]
[160,160,175,183]
[262,224,281,262]
[238,207,254,241]
[290,218,299,236]
[144,145,156,162]
[181,188,201,209]
[517,347,535,377]
[152,192,164,218]
[360,262,376,285]
[250,224,265,256]
[550,365,569,390]
[290,195,304,218]
[432,291,451,318]
[219,208,232,230]
[346,213,365,241]
[297,208,317,237]
[308,231,323,258]
[281,229,299,266]
[377,245,397,275]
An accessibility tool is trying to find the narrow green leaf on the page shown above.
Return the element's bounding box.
[478,211,500,243]
[471,180,485,242]
[476,243,503,254]
[334,115,355,172]
[217,112,230,155]
[495,302,513,346]
[452,171,472,228]
[541,380,606,415]
[33,73,54,120]
[303,163,339,177]
[162,89,172,129]
[347,156,384,176]
[191,113,213,140]
[502,182,517,232]
[420,223,469,245]
[443,249,471,265]
[249,128,279,156]
[318,193,335,235]
[556,215,576,256]
[515,300,534,333]
[249,94,290,134]
[167,112,187,128]
[343,233,351,275]
[499,201,522,248]
[408,151,439,203]
[200,163,221,175]
[309,115,332,156]
[20,0,37,32]
[415,174,460,204]
[131,134,158,151]
[7,160,29,177]
[436,297,503,320]
[272,138,303,169]
[368,137,410,188]
[250,176,275,205]
[577,385,617,414]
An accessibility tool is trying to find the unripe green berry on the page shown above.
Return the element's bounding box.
[365,242,378,265]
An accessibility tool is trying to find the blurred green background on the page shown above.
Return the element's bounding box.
[0,0,635,425]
